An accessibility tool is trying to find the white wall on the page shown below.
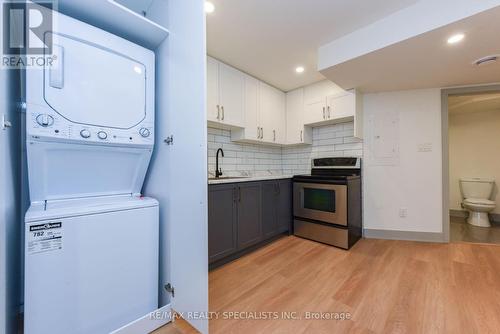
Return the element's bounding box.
[449,108,500,214]
[363,89,443,233]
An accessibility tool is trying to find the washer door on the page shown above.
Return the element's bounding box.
[44,33,147,129]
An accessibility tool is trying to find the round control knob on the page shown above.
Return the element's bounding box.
[80,129,91,138]
[139,127,150,138]
[97,131,107,140]
[35,114,54,127]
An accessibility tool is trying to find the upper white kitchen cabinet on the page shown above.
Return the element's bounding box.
[303,80,363,139]
[259,82,286,144]
[231,75,260,142]
[231,76,286,145]
[207,56,245,128]
[327,90,363,139]
[303,80,342,124]
[285,88,312,145]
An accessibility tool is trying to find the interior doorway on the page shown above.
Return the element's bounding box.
[442,86,500,244]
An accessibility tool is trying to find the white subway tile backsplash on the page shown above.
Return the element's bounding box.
[207,121,363,177]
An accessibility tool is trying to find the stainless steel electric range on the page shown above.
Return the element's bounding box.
[292,157,362,249]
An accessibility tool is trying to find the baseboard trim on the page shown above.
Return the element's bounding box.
[449,210,500,224]
[490,213,500,224]
[111,304,172,334]
[450,209,467,218]
[363,229,445,243]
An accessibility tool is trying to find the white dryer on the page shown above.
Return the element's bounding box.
[24,7,158,334]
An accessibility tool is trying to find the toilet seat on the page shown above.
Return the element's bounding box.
[463,198,495,207]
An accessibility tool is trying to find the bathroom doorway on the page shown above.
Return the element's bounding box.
[443,87,500,244]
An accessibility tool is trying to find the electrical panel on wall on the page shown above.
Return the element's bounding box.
[366,111,400,166]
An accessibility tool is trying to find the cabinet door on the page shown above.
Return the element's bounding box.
[304,80,343,125]
[286,88,304,144]
[327,91,355,119]
[304,94,326,124]
[207,56,220,123]
[244,75,260,140]
[275,93,286,144]
[276,179,292,233]
[218,62,244,127]
[260,82,285,143]
[237,183,262,249]
[208,185,237,263]
[261,181,278,238]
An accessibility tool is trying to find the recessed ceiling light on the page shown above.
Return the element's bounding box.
[205,1,215,14]
[295,66,305,73]
[447,33,465,44]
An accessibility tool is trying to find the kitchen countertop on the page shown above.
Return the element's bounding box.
[208,175,293,185]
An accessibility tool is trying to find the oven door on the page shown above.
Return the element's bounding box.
[293,182,347,226]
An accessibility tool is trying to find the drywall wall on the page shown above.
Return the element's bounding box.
[449,108,500,214]
[363,89,443,233]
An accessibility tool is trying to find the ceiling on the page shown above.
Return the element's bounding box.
[320,6,500,93]
[449,93,500,115]
[206,0,418,92]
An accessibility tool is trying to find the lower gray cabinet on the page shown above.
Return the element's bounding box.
[276,179,292,233]
[261,181,278,239]
[209,179,292,265]
[208,184,237,263]
[237,183,262,249]
[261,180,292,238]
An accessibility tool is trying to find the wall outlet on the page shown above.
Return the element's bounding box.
[399,207,408,218]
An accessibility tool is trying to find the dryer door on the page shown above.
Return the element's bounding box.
[44,33,147,129]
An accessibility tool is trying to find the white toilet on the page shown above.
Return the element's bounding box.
[460,177,496,227]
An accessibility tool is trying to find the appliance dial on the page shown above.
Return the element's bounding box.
[35,114,54,127]
[80,129,91,138]
[97,131,107,140]
[139,127,150,138]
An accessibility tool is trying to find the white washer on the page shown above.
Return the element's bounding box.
[24,6,158,334]
[24,197,159,334]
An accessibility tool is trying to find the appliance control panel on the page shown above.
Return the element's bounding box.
[27,104,154,146]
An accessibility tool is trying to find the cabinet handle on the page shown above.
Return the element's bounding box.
[323,107,326,119]
[221,106,225,120]
[238,187,241,202]
[328,106,331,118]
[273,129,276,142]
[300,130,303,142]
[261,127,264,139]
[216,105,220,120]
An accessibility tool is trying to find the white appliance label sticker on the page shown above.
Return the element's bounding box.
[28,222,63,255]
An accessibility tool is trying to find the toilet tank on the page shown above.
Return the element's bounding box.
[460,177,495,199]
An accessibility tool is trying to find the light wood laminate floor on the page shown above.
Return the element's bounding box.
[155,236,500,334]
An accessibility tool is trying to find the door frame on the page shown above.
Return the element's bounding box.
[440,84,500,242]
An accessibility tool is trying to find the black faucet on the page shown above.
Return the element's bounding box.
[215,148,224,178]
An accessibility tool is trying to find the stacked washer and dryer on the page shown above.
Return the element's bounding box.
[24,8,159,334]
